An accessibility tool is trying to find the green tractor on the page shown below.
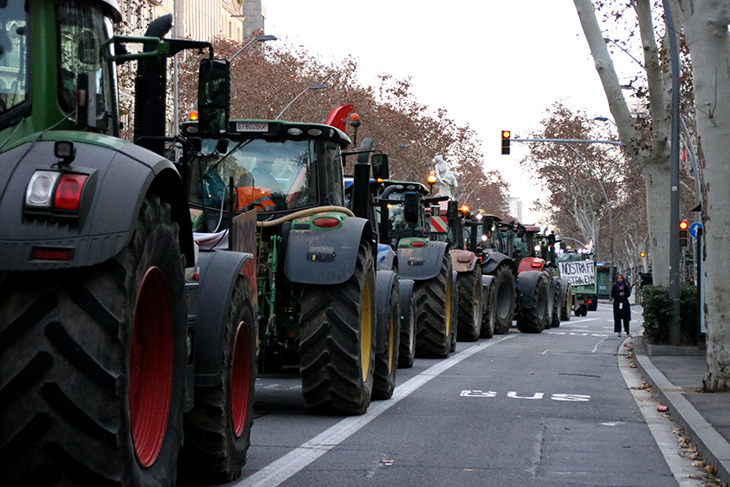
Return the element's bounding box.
[375,182,484,355]
[181,104,400,412]
[0,3,259,485]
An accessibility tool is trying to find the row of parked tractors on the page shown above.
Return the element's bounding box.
[0,3,573,486]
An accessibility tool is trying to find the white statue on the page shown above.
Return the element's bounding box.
[433,154,457,198]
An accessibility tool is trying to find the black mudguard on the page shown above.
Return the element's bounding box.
[482,251,513,275]
[193,249,254,387]
[0,135,194,271]
[283,216,372,285]
[517,270,544,310]
[398,277,415,327]
[375,270,398,354]
[397,240,449,281]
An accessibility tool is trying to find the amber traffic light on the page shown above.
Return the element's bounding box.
[501,130,511,155]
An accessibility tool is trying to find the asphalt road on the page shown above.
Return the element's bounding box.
[197,303,706,487]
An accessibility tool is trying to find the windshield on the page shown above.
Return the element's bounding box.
[57,0,115,129]
[0,0,29,116]
[191,137,319,213]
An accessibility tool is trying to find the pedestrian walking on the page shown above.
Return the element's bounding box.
[612,274,631,337]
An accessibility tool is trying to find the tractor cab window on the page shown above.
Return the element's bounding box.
[57,0,115,131]
[190,137,318,213]
[386,192,422,233]
[322,142,344,206]
[0,0,29,119]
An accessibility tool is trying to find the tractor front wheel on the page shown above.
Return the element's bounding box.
[179,277,256,482]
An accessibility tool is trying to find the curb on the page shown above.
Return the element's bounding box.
[633,336,730,485]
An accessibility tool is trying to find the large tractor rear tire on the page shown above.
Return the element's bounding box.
[299,242,376,415]
[456,269,483,342]
[516,271,550,334]
[372,273,400,400]
[397,280,416,368]
[413,252,454,358]
[0,195,187,487]
[179,277,256,482]
[491,265,515,335]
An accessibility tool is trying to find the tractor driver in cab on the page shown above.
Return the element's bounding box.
[250,157,279,191]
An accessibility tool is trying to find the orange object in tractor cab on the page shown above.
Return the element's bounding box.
[236,186,276,212]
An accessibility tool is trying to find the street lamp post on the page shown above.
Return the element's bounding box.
[546,145,614,261]
[275,84,327,120]
[228,34,278,62]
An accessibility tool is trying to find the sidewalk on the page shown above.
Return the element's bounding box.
[633,334,730,485]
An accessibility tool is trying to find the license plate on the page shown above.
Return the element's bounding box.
[236,122,268,132]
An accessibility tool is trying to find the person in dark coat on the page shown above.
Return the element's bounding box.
[612,274,631,337]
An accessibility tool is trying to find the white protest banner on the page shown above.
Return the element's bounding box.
[558,260,595,286]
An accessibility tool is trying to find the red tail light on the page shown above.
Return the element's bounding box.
[531,259,542,268]
[410,241,426,248]
[55,174,88,210]
[32,247,74,261]
[312,217,340,228]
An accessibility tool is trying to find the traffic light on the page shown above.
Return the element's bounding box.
[679,220,689,247]
[501,130,511,155]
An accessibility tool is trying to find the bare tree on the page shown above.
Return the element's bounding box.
[674,0,730,391]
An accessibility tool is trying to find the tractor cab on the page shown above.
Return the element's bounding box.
[0,0,121,139]
[182,119,350,232]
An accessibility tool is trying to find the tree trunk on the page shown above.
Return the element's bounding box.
[677,0,730,392]
[572,0,671,285]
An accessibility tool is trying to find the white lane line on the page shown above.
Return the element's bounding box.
[236,334,517,487]
[618,336,705,487]
[591,335,610,353]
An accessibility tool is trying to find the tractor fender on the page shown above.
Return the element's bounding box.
[451,249,477,273]
[375,270,399,354]
[398,277,415,328]
[482,274,495,292]
[397,240,449,281]
[377,243,397,271]
[516,270,545,310]
[193,249,254,387]
[482,251,513,275]
[0,135,194,271]
[284,216,372,285]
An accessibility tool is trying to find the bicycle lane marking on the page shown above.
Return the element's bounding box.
[236,334,518,487]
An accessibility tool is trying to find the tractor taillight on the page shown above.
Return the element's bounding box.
[55,174,88,210]
[32,247,74,261]
[25,171,60,207]
[531,259,542,268]
[312,217,340,228]
[410,241,426,247]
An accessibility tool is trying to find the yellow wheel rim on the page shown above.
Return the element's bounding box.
[360,278,373,383]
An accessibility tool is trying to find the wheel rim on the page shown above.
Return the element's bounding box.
[497,280,511,319]
[444,275,452,337]
[231,320,251,437]
[130,267,173,467]
[360,278,373,383]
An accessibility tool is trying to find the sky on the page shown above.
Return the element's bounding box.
[265,1,617,223]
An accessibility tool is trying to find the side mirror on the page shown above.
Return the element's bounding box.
[371,153,390,180]
[404,192,419,223]
[198,58,230,135]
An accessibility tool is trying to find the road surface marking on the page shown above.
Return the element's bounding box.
[236,334,517,487]
[507,391,544,399]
